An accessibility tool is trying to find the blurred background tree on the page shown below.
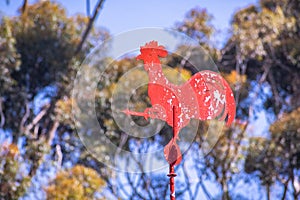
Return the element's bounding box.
[46,165,105,200]
[221,0,300,199]
[0,0,108,199]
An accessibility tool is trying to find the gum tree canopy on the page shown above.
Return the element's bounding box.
[0,1,108,199]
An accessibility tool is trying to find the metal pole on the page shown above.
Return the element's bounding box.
[168,164,177,200]
[167,106,177,200]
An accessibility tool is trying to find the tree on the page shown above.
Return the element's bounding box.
[46,165,106,200]
[245,107,300,200]
[0,1,108,198]
[0,143,30,199]
[176,8,214,45]
[176,1,300,199]
[222,0,300,199]
[223,0,300,114]
[204,121,248,200]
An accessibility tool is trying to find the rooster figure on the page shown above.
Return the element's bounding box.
[123,41,236,166]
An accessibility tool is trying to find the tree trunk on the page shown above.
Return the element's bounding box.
[221,179,230,200]
[281,178,290,200]
[266,185,271,200]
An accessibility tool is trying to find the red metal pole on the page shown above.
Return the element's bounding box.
[167,106,177,200]
[168,164,177,200]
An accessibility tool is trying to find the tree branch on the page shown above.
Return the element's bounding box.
[200,181,212,200]
[20,101,30,133]
[193,147,212,200]
[124,158,146,199]
[21,0,28,14]
[55,144,63,170]
[25,104,50,135]
[267,71,282,112]
[281,177,290,200]
[0,98,5,128]
[75,0,106,55]
[47,120,59,146]
[182,159,194,199]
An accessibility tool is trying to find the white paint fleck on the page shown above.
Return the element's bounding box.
[205,96,211,103]
[214,90,225,107]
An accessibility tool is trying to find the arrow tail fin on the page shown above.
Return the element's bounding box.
[164,140,182,166]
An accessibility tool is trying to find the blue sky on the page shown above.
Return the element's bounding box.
[1,0,257,45]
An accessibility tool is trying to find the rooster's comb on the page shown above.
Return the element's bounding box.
[141,40,165,51]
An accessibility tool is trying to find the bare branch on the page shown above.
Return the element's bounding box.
[193,148,212,200]
[0,98,5,128]
[47,120,59,146]
[267,71,282,111]
[124,157,147,199]
[281,177,290,200]
[56,144,63,170]
[21,0,28,14]
[227,122,248,167]
[114,132,128,163]
[130,153,155,200]
[33,124,39,139]
[259,63,271,84]
[75,0,106,55]
[25,104,50,134]
[19,100,30,134]
[182,159,193,199]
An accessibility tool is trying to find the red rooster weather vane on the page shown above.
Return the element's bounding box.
[123,41,236,199]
